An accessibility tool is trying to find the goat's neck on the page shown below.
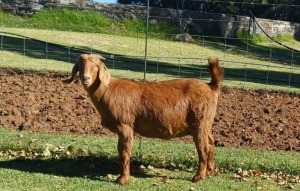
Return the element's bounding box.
[87,80,107,102]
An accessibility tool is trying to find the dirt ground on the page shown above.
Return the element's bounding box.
[0,69,299,151]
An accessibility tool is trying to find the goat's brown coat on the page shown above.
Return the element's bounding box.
[63,54,223,185]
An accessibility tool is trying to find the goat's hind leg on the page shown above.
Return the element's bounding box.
[116,125,134,185]
[206,133,216,176]
[192,125,209,182]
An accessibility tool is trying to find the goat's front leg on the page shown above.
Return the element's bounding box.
[116,125,133,185]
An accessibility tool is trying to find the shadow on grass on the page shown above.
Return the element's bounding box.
[0,155,167,182]
[1,33,299,88]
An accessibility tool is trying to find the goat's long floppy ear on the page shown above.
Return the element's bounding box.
[62,61,79,84]
[98,56,111,87]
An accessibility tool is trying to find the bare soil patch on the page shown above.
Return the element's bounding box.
[1,69,299,151]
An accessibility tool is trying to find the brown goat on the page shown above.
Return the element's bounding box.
[63,54,223,185]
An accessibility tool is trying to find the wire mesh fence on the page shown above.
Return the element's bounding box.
[0,5,300,153]
[1,20,299,87]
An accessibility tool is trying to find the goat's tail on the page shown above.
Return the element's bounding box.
[208,57,223,92]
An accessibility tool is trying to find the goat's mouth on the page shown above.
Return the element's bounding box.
[82,80,91,87]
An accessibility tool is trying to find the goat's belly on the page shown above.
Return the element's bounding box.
[134,121,190,139]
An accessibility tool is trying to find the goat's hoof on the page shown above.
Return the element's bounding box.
[192,175,204,183]
[206,166,216,176]
[206,169,214,176]
[116,176,129,185]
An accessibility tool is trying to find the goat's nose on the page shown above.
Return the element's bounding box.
[83,76,90,81]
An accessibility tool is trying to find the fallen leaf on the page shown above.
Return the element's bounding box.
[77,148,87,156]
[186,167,194,172]
[169,163,176,169]
[236,168,243,174]
[29,139,38,144]
[234,174,242,179]
[288,184,295,189]
[291,176,300,183]
[8,150,17,157]
[153,169,163,175]
[147,165,154,171]
[138,165,147,173]
[242,170,249,177]
[19,150,26,157]
[46,143,55,150]
[214,169,220,176]
[56,146,64,152]
[67,145,74,152]
[162,176,170,184]
[277,181,287,186]
[152,182,160,186]
[54,154,60,160]
[107,174,113,179]
[188,155,195,162]
[176,164,184,171]
[270,173,277,179]
[254,180,259,187]
[42,148,51,157]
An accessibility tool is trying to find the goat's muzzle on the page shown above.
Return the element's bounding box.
[82,75,90,81]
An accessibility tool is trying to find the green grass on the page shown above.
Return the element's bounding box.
[0,8,180,37]
[0,128,299,191]
[0,8,120,33]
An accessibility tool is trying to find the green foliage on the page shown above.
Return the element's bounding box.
[122,18,146,35]
[29,8,113,32]
[0,11,23,24]
[236,31,296,45]
[273,34,295,41]
[0,8,180,38]
[236,32,268,44]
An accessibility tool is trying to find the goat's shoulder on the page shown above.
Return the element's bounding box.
[105,78,143,97]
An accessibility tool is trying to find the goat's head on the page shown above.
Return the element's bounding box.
[63,54,111,89]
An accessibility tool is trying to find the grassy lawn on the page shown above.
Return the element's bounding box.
[0,128,299,191]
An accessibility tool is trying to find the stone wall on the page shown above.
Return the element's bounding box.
[254,18,300,37]
[0,0,299,38]
[147,7,300,37]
